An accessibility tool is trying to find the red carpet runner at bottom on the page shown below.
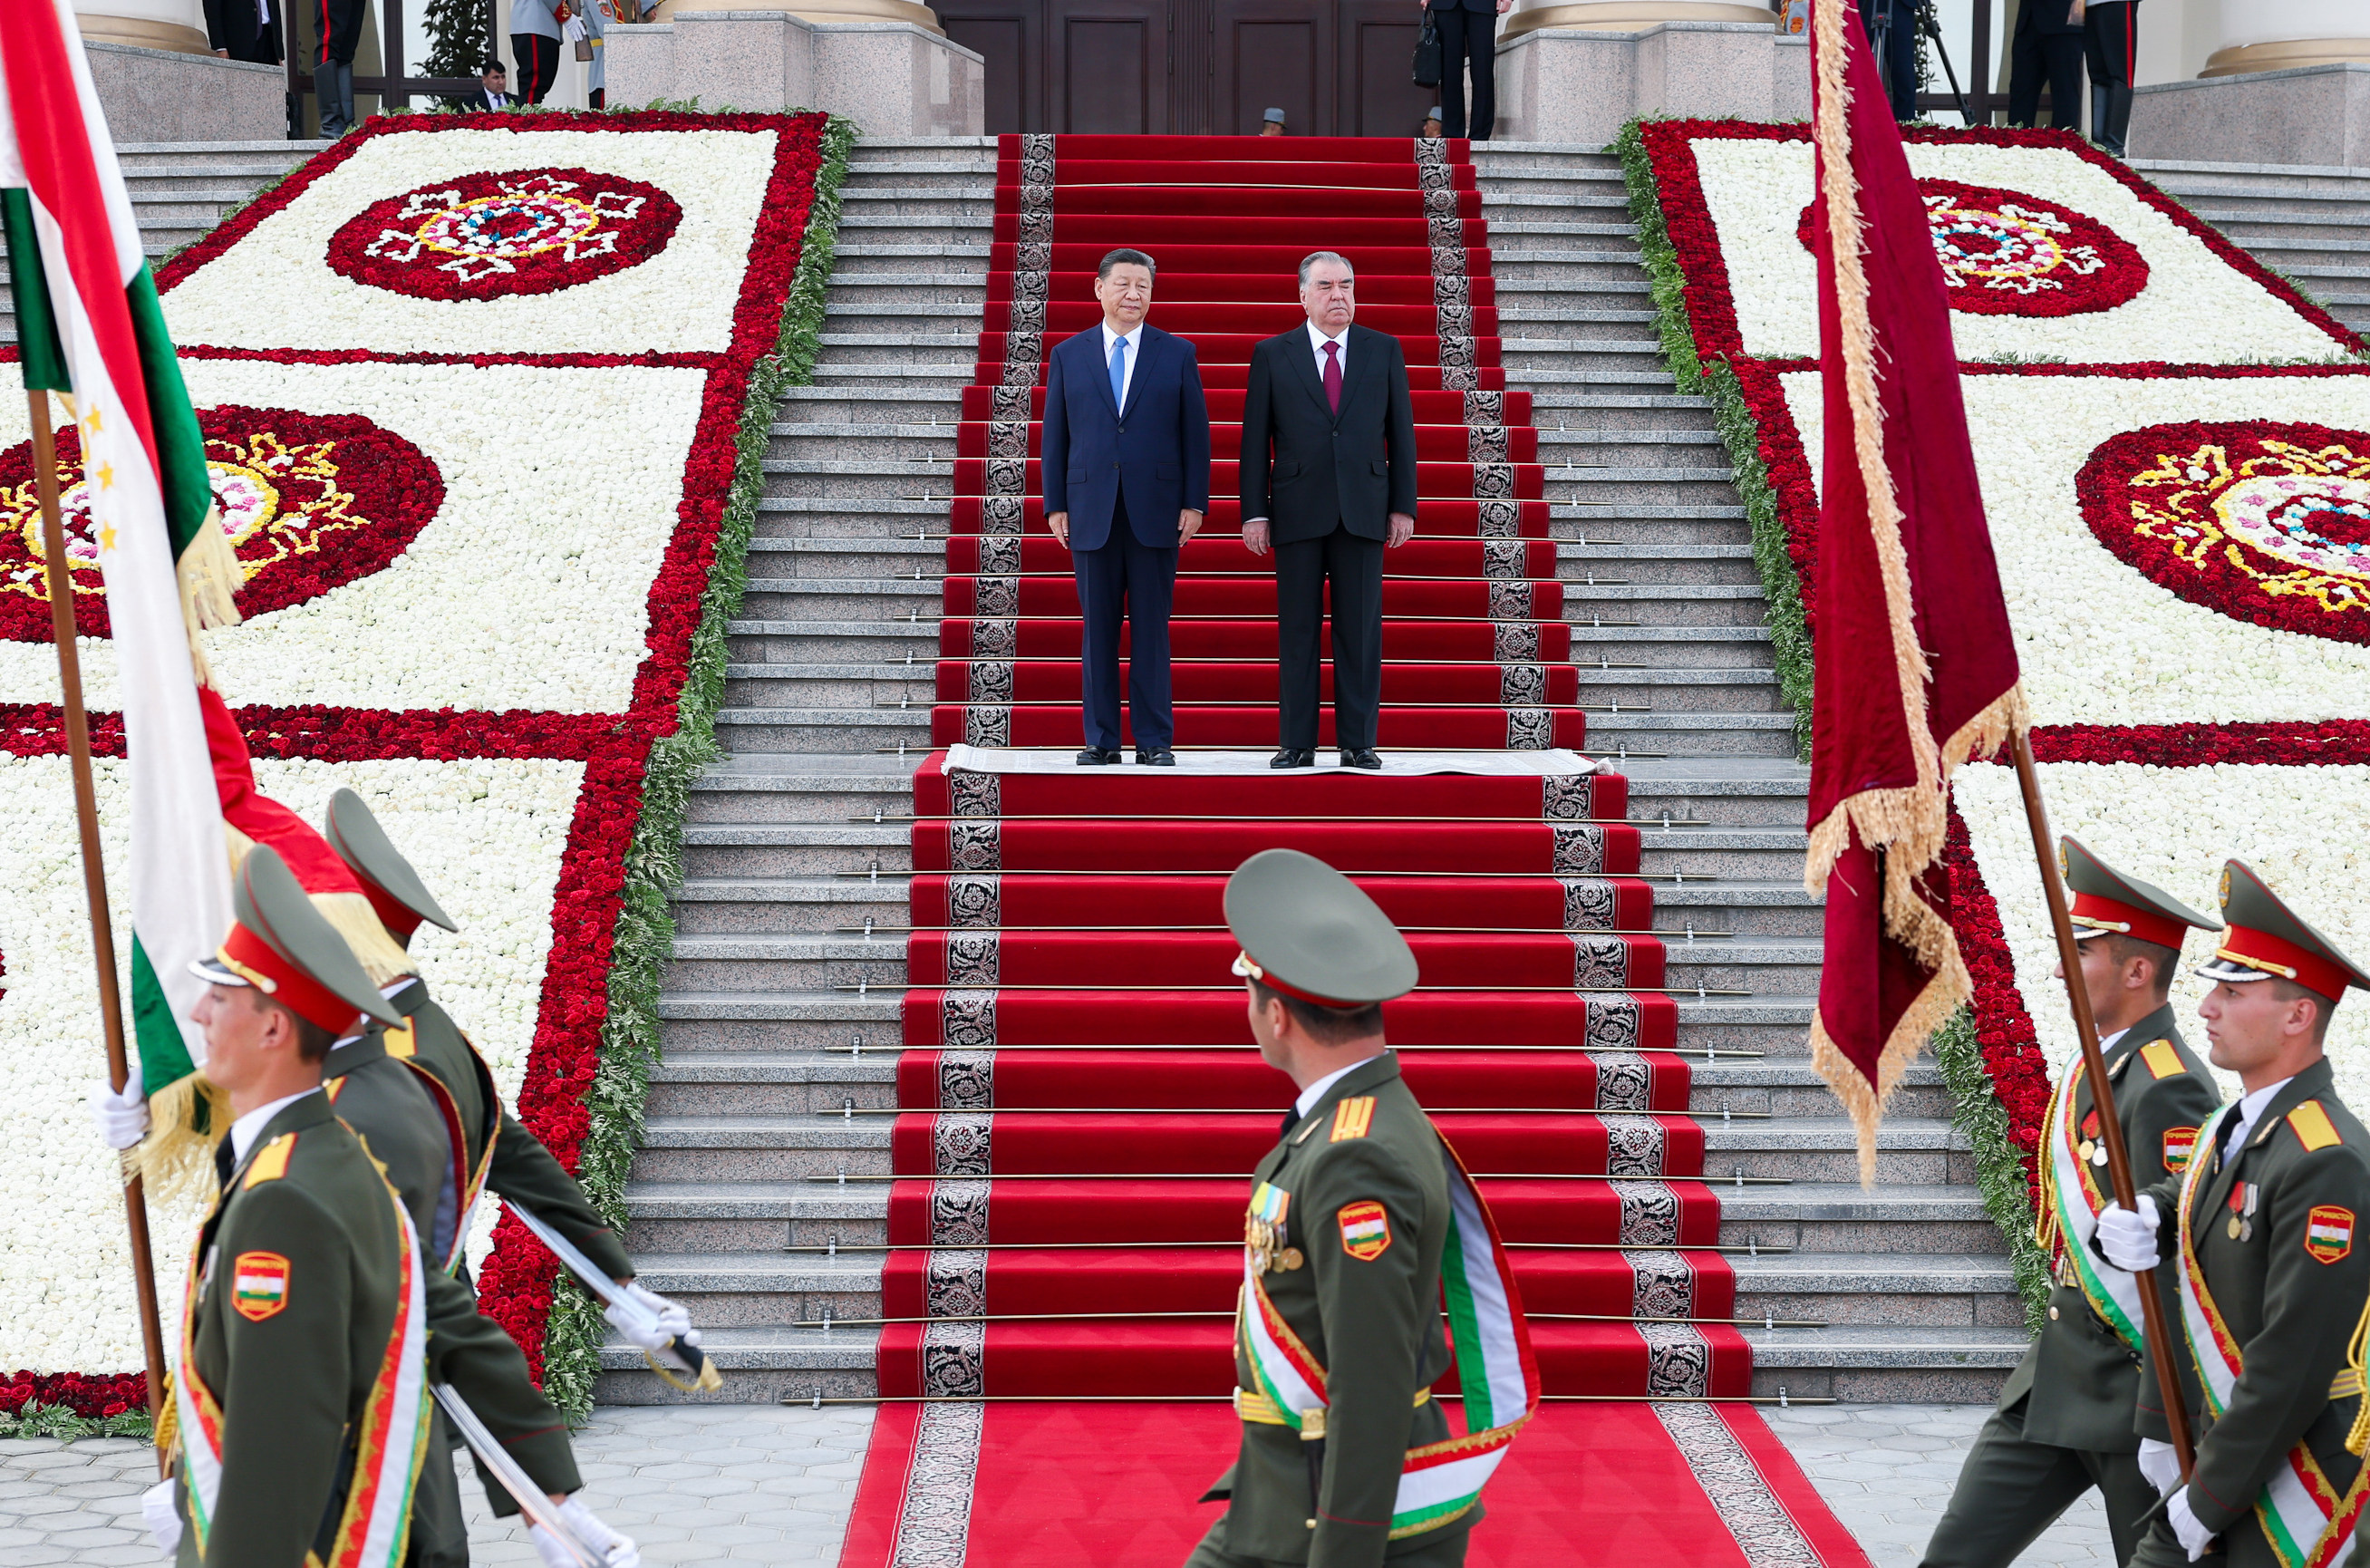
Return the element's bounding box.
[839,1402,1873,1567]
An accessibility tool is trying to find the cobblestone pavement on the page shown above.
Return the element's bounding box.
[1763,1403,2114,1566]
[0,1404,873,1566]
[0,1400,2115,1565]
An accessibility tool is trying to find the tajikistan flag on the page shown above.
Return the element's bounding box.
[0,0,240,1099]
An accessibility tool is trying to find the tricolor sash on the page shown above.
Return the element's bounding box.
[386,1021,497,1273]
[2174,1101,2370,1568]
[1237,1137,1541,1539]
[175,1168,431,1565]
[2036,1060,2149,1350]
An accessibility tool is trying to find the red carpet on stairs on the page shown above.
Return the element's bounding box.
[841,132,1864,1567]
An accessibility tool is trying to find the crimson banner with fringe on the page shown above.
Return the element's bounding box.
[1804,0,2024,1180]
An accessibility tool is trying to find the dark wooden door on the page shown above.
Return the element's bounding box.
[942,0,1421,134]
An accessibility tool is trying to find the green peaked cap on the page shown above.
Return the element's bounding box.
[2058,836,2216,946]
[324,787,457,935]
[1224,847,1417,1007]
[198,844,403,1032]
[2201,859,2370,1002]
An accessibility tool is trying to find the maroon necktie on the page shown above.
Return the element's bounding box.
[1322,340,1341,413]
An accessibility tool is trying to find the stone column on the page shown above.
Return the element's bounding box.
[2202,0,2370,76]
[73,0,211,54]
[1502,0,1770,44]
[647,0,943,37]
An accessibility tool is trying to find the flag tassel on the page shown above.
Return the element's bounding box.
[27,389,172,1456]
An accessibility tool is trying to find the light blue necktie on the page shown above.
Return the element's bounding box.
[1109,334,1128,412]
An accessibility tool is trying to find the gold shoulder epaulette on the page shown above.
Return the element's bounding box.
[1330,1098,1376,1142]
[2141,1041,2184,1080]
[383,1023,417,1060]
[2290,1101,2345,1153]
[242,1134,295,1188]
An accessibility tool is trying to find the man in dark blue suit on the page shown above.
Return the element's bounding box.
[1041,248,1214,767]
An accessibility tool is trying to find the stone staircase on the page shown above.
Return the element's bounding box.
[2130,157,2370,335]
[0,141,327,345]
[603,136,999,1403]
[1473,142,2020,1403]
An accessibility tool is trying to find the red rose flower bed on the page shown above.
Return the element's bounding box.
[1792,177,2148,316]
[2078,419,2370,644]
[326,167,684,301]
[0,406,441,642]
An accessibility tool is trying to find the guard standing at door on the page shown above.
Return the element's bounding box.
[2085,0,2139,156]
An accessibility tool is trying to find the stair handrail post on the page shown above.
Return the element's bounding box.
[2009,731,2196,1476]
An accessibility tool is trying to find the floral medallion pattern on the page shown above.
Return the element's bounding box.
[0,407,440,643]
[2078,421,2370,644]
[326,168,683,300]
[1792,178,2146,316]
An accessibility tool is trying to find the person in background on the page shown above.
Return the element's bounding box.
[2084,0,2138,156]
[204,0,279,63]
[2007,0,2086,133]
[1419,0,1512,141]
[584,0,613,110]
[1863,0,1920,119]
[1419,106,1442,138]
[475,58,513,110]
[314,0,364,134]
[1260,107,1286,136]
[511,0,565,105]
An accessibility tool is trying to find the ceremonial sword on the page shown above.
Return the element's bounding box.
[503,1201,722,1393]
[431,1385,615,1567]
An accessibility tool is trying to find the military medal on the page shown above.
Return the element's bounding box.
[2228,1181,2255,1241]
[2077,1139,2096,1164]
[1274,1248,1303,1272]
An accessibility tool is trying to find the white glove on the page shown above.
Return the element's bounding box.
[2097,1195,2164,1273]
[2138,1437,2181,1497]
[530,1495,640,1568]
[2168,1486,2214,1562]
[608,1280,698,1347]
[141,1477,180,1559]
[89,1079,150,1152]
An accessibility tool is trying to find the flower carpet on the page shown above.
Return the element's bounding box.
[1628,118,2370,1277]
[0,109,846,1415]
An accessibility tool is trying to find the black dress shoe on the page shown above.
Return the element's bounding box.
[1269,748,1316,769]
[1137,749,1177,766]
[1340,749,1384,770]
[1075,747,1122,766]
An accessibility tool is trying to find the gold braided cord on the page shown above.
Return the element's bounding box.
[2346,1294,2370,1455]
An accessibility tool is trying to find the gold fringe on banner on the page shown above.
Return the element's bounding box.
[125,1070,233,1207]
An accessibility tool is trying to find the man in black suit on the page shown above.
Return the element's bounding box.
[2007,0,2086,131]
[1041,248,1213,768]
[474,59,514,110]
[1420,0,1513,141]
[205,0,281,63]
[1241,251,1417,772]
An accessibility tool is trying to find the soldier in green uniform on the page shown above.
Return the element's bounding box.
[1188,848,1534,1568]
[2097,861,2370,1568]
[1920,838,2221,1568]
[321,789,698,1359]
[147,844,420,1566]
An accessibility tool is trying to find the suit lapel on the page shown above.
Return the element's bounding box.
[2195,1060,2330,1241]
[1081,330,1119,421]
[1283,329,1336,425]
[1121,328,1163,421]
[1331,326,1382,426]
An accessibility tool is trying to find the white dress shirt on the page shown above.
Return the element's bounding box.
[1294,1054,1385,1119]
[229,1088,321,1166]
[1307,320,1349,383]
[1100,322,1143,412]
[2223,1074,2295,1163]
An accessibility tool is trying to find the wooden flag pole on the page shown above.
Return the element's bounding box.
[28,391,171,1449]
[2010,731,2195,1476]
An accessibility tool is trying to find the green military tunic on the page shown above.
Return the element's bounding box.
[376,976,633,1280]
[173,1091,416,1566]
[321,1031,580,1552]
[2129,1058,2370,1567]
[1191,1052,1468,1568]
[1921,1006,2220,1568]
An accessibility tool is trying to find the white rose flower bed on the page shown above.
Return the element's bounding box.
[1775,367,2370,728]
[160,127,782,357]
[0,755,580,1370]
[1689,136,2354,365]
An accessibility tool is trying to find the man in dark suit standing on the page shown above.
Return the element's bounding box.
[1042,248,1213,768]
[1420,0,1513,141]
[1241,251,1417,771]
[2007,0,2086,131]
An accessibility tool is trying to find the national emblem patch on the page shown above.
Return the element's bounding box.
[1338,1200,1392,1262]
[2162,1127,2201,1174]
[2307,1205,2355,1265]
[230,1252,292,1321]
